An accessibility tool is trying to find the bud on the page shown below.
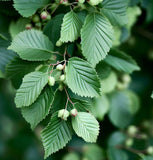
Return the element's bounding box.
[147,146,153,155]
[127,125,138,136]
[32,15,40,23]
[41,11,48,20]
[58,109,70,120]
[56,40,63,47]
[70,109,78,117]
[60,74,66,82]
[56,64,64,71]
[25,24,32,30]
[125,138,133,147]
[48,76,55,86]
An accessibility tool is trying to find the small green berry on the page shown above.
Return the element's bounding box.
[35,22,42,29]
[60,74,66,82]
[70,109,78,117]
[127,125,138,136]
[48,76,55,86]
[122,74,131,84]
[25,24,32,30]
[58,109,70,121]
[32,15,40,23]
[41,11,48,20]
[78,0,85,3]
[56,64,64,71]
[46,14,51,21]
[125,138,133,147]
[147,146,153,155]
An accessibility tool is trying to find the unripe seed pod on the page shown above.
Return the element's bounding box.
[41,11,48,20]
[70,109,78,117]
[125,138,133,147]
[127,125,138,136]
[56,64,64,71]
[58,109,70,120]
[147,146,153,155]
[56,40,63,47]
[48,76,55,86]
[60,74,66,82]
[25,24,32,30]
[32,15,40,23]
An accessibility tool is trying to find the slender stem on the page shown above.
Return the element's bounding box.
[51,4,60,15]
[116,145,147,155]
[64,87,74,105]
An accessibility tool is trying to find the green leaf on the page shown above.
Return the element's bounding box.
[9,18,30,39]
[100,71,117,94]
[66,57,100,98]
[107,147,128,160]
[13,0,49,17]
[21,86,54,130]
[43,14,64,46]
[81,12,113,66]
[72,112,99,142]
[8,29,54,61]
[93,95,109,121]
[143,156,153,160]
[60,11,82,43]
[15,71,48,108]
[63,153,80,160]
[104,48,140,73]
[108,90,140,128]
[6,57,41,89]
[108,131,126,147]
[83,144,105,160]
[101,0,129,26]
[96,62,112,79]
[41,112,72,159]
[0,48,16,74]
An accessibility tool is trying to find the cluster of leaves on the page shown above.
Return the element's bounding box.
[0,0,153,159]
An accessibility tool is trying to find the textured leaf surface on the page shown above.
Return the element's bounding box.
[60,11,82,42]
[41,112,72,159]
[21,86,54,129]
[81,13,113,66]
[101,0,129,26]
[0,48,16,74]
[6,57,41,89]
[66,57,100,98]
[13,0,49,17]
[15,71,48,108]
[44,14,64,46]
[8,30,54,61]
[72,112,99,142]
[104,49,140,73]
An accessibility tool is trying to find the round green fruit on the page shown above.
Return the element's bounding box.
[58,109,70,121]
[48,76,55,86]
